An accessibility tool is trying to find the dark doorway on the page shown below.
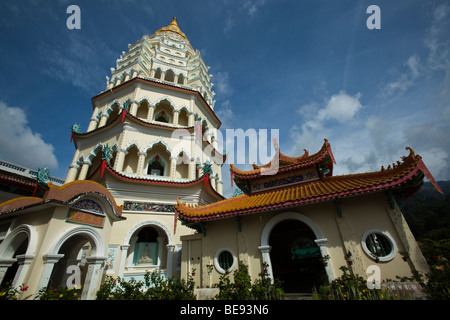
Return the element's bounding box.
[269,219,328,293]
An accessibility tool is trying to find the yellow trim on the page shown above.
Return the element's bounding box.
[0,196,42,209]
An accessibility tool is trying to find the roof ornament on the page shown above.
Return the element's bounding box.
[102,144,113,160]
[70,123,81,143]
[405,146,416,158]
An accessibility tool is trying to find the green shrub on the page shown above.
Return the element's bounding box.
[214,262,284,300]
[95,271,196,300]
[35,285,82,300]
[313,266,407,300]
[0,281,29,300]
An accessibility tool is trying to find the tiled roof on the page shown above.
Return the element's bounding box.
[230,139,335,179]
[176,147,439,222]
[87,159,225,200]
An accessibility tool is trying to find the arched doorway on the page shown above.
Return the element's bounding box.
[47,234,91,289]
[269,219,328,293]
[39,226,106,300]
[0,237,28,287]
[119,220,175,280]
[0,224,37,288]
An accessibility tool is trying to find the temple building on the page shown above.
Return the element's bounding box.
[0,18,442,299]
[0,18,224,300]
[176,140,442,293]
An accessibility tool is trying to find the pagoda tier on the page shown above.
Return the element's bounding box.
[176,145,443,224]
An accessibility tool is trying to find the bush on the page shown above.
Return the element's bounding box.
[313,266,407,300]
[35,286,82,300]
[96,271,196,300]
[0,281,29,300]
[214,262,284,300]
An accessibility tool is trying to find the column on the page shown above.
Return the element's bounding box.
[117,245,130,277]
[87,117,99,132]
[156,237,165,267]
[65,164,79,183]
[188,161,195,180]
[35,254,64,298]
[210,174,216,190]
[188,112,195,127]
[258,245,273,283]
[129,101,138,116]
[0,258,16,284]
[13,254,35,288]
[217,180,223,195]
[169,157,177,181]
[114,149,127,172]
[147,105,155,122]
[77,160,91,180]
[82,256,106,300]
[137,151,147,177]
[98,114,108,127]
[173,110,179,126]
[315,238,334,282]
[166,244,175,278]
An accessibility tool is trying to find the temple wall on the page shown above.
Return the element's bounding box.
[180,191,430,290]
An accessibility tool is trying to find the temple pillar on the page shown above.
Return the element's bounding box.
[156,237,165,267]
[77,160,91,180]
[147,105,155,122]
[188,112,195,127]
[188,161,195,180]
[87,117,99,132]
[82,256,106,300]
[169,157,177,181]
[98,114,108,127]
[258,245,273,283]
[129,101,138,116]
[65,164,79,183]
[114,149,127,172]
[217,180,223,195]
[166,244,175,278]
[0,259,16,285]
[13,254,35,288]
[137,151,147,177]
[35,254,64,298]
[173,110,179,126]
[117,245,130,277]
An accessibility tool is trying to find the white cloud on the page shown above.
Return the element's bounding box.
[381,55,421,98]
[38,33,114,93]
[290,91,364,152]
[318,91,363,123]
[216,99,234,129]
[0,101,58,171]
[420,147,449,180]
[213,71,233,97]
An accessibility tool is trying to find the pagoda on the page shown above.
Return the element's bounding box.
[63,17,225,282]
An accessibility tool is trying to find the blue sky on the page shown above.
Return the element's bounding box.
[0,0,449,198]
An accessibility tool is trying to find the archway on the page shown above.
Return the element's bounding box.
[0,224,37,287]
[269,219,328,293]
[47,234,91,290]
[119,220,175,279]
[39,226,106,300]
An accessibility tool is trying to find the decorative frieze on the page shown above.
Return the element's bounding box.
[123,200,175,213]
